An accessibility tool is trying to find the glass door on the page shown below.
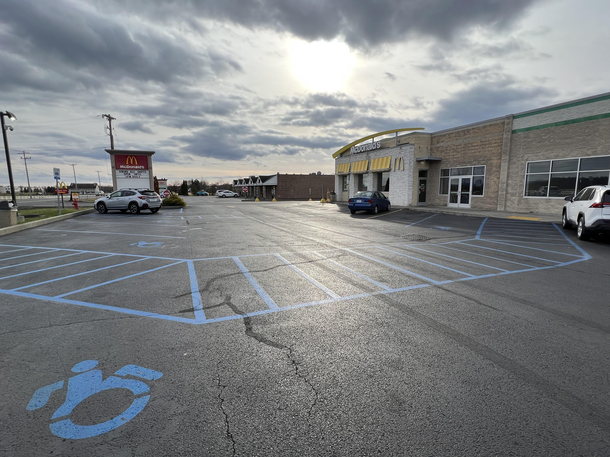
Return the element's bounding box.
[448,177,472,208]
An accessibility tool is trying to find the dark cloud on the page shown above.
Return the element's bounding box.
[384,72,397,82]
[0,0,242,93]
[102,0,540,50]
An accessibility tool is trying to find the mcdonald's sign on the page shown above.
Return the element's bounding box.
[115,154,148,170]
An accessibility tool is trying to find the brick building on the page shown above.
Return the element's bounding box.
[233,173,335,200]
[334,92,610,214]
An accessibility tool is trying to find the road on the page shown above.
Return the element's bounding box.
[1,197,609,456]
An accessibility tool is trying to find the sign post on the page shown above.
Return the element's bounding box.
[54,168,61,215]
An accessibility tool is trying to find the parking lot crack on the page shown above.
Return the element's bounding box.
[217,371,237,457]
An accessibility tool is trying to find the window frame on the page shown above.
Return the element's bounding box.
[524,155,610,198]
[439,165,486,197]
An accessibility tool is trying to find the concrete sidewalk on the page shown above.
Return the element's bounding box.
[404,205,561,223]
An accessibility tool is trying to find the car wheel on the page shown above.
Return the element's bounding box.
[234,194,238,198]
[350,209,356,215]
[562,210,571,229]
[150,208,159,213]
[387,203,391,212]
[373,205,378,214]
[128,202,140,214]
[97,203,107,214]
[577,216,589,240]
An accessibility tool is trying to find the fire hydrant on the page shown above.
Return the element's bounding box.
[72,200,79,210]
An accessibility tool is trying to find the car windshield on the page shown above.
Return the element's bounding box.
[353,191,373,198]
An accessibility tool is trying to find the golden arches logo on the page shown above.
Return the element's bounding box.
[59,182,67,189]
[126,156,138,165]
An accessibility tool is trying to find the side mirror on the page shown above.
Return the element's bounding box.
[564,195,573,202]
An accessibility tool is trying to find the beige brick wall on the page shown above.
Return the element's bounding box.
[504,117,610,214]
[427,121,505,209]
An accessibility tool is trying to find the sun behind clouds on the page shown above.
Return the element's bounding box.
[290,39,355,92]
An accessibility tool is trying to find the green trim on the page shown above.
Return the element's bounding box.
[513,94,610,119]
[512,112,610,134]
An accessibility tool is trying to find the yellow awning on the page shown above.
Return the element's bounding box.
[370,156,391,171]
[336,163,350,174]
[352,159,369,174]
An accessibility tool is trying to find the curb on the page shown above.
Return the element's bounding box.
[0,209,96,237]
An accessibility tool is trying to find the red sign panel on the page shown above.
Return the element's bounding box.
[115,155,148,170]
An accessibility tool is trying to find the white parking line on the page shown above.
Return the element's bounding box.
[35,229,185,239]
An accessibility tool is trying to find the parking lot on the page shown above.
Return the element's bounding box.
[2,197,610,455]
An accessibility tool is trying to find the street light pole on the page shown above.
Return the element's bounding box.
[69,163,78,192]
[21,151,32,198]
[1,111,17,207]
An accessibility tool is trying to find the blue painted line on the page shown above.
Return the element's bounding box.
[0,288,197,323]
[480,234,564,241]
[186,260,207,322]
[552,223,592,259]
[482,227,560,232]
[405,213,437,227]
[480,239,572,247]
[198,216,202,219]
[0,244,185,262]
[480,239,582,257]
[12,257,146,291]
[0,249,60,262]
[345,249,440,285]
[35,229,185,239]
[71,220,185,228]
[232,257,279,310]
[475,217,488,239]
[0,247,32,255]
[181,216,184,220]
[180,208,183,213]
[398,244,508,272]
[459,242,562,263]
[0,255,116,282]
[376,247,475,277]
[312,252,392,291]
[274,254,341,299]
[0,252,85,271]
[54,261,184,298]
[430,243,535,268]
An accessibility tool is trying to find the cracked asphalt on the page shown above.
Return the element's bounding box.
[1,196,610,456]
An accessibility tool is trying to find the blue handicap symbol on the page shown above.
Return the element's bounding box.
[27,360,162,439]
[130,241,164,248]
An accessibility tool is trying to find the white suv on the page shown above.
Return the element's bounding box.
[95,188,162,214]
[562,185,610,240]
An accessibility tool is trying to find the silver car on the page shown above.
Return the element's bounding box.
[562,185,610,240]
[95,188,162,214]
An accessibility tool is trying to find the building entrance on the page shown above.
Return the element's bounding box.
[448,176,471,208]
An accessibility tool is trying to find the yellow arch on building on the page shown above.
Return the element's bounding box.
[332,127,425,159]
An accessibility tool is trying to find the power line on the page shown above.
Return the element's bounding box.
[101,114,116,149]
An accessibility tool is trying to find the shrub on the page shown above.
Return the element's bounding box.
[162,194,186,207]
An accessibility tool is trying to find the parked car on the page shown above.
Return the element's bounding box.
[348,191,391,214]
[196,191,208,196]
[562,185,610,240]
[217,190,239,198]
[95,188,162,214]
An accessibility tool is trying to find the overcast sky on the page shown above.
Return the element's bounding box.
[1,0,608,188]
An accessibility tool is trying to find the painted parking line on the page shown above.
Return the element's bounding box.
[0,220,592,325]
[35,229,185,239]
[405,213,438,227]
[0,252,85,270]
[0,255,115,281]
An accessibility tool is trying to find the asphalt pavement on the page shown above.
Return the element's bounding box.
[1,197,609,456]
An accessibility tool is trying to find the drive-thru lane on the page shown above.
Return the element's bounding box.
[1,197,609,456]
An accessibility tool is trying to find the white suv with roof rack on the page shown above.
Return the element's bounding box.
[562,185,610,240]
[95,188,162,214]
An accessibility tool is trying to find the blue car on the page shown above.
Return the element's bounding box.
[348,191,391,214]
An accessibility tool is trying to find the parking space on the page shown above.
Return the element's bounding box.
[0,216,591,325]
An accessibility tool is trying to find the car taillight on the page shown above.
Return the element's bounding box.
[138,196,145,199]
[590,202,603,208]
[367,199,373,204]
[348,199,353,203]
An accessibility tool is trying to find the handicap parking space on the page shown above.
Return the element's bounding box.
[0,217,592,326]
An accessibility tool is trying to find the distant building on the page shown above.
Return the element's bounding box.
[68,183,99,195]
[232,172,335,200]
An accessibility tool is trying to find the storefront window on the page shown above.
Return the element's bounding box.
[342,175,349,192]
[439,166,485,196]
[356,174,367,191]
[525,156,610,197]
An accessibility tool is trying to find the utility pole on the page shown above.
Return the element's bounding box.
[96,170,102,185]
[68,163,78,192]
[101,114,116,149]
[21,151,32,198]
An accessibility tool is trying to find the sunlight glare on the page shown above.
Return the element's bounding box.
[290,40,355,92]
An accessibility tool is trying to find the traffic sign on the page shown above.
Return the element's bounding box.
[53,168,60,180]
[243,187,247,192]
[162,190,171,198]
